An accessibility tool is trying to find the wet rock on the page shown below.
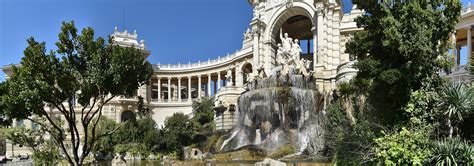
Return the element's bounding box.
[184,147,204,160]
[255,158,286,166]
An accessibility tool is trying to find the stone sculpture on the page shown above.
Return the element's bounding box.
[280,29,293,52]
[291,39,302,60]
[225,68,233,86]
[275,31,313,78]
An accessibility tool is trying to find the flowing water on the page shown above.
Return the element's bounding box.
[219,73,326,157]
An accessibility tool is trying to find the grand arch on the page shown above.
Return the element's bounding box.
[262,2,317,73]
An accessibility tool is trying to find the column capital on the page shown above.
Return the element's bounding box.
[208,73,212,76]
[167,77,172,79]
[187,76,192,79]
[156,76,161,80]
[177,76,182,79]
[197,75,201,78]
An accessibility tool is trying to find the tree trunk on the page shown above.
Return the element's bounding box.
[447,118,453,138]
[342,98,356,125]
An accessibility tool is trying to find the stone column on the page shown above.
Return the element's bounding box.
[208,74,212,96]
[157,77,161,101]
[468,26,472,65]
[178,77,181,102]
[315,4,324,67]
[217,72,221,91]
[167,77,171,102]
[253,30,260,69]
[198,75,202,99]
[235,63,241,86]
[188,76,192,100]
[307,39,311,54]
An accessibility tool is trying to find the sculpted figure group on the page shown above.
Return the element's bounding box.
[245,29,313,84]
[277,29,312,77]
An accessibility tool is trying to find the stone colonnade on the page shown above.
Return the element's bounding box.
[151,67,245,102]
[452,25,472,67]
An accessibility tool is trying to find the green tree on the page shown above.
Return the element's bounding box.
[137,96,152,119]
[438,83,473,138]
[91,117,119,156]
[336,82,356,125]
[5,123,63,165]
[0,82,10,126]
[159,112,198,156]
[1,21,153,165]
[192,97,215,125]
[347,0,461,125]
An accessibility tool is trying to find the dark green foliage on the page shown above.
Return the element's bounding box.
[91,116,160,158]
[162,113,198,148]
[431,138,474,165]
[91,117,118,155]
[0,21,153,165]
[5,126,63,164]
[459,111,474,142]
[325,102,379,164]
[137,96,152,119]
[0,82,10,126]
[438,83,473,138]
[113,117,158,148]
[470,51,474,76]
[347,0,461,125]
[192,97,215,125]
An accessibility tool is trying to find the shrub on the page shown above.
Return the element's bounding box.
[431,138,474,165]
[370,127,432,165]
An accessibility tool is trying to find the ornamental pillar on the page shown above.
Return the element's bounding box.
[188,76,192,100]
[315,3,324,67]
[178,77,181,102]
[217,71,221,91]
[467,26,472,66]
[157,77,161,101]
[198,75,202,99]
[167,77,171,102]
[208,74,212,96]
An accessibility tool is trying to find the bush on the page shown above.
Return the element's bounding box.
[192,97,215,125]
[32,141,62,165]
[370,127,432,165]
[431,138,474,165]
[91,117,118,155]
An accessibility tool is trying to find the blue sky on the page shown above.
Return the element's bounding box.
[0,0,471,82]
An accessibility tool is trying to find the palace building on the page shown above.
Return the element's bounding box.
[2,0,473,158]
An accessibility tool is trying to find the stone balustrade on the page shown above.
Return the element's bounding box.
[462,3,473,15]
[157,47,252,70]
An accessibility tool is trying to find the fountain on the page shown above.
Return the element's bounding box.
[219,35,327,158]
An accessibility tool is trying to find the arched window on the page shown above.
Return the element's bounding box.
[121,110,136,122]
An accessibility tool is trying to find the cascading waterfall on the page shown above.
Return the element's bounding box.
[219,72,326,156]
[254,129,262,145]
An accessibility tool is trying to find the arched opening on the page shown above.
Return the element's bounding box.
[242,62,253,84]
[276,15,314,69]
[268,6,315,70]
[121,110,136,122]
